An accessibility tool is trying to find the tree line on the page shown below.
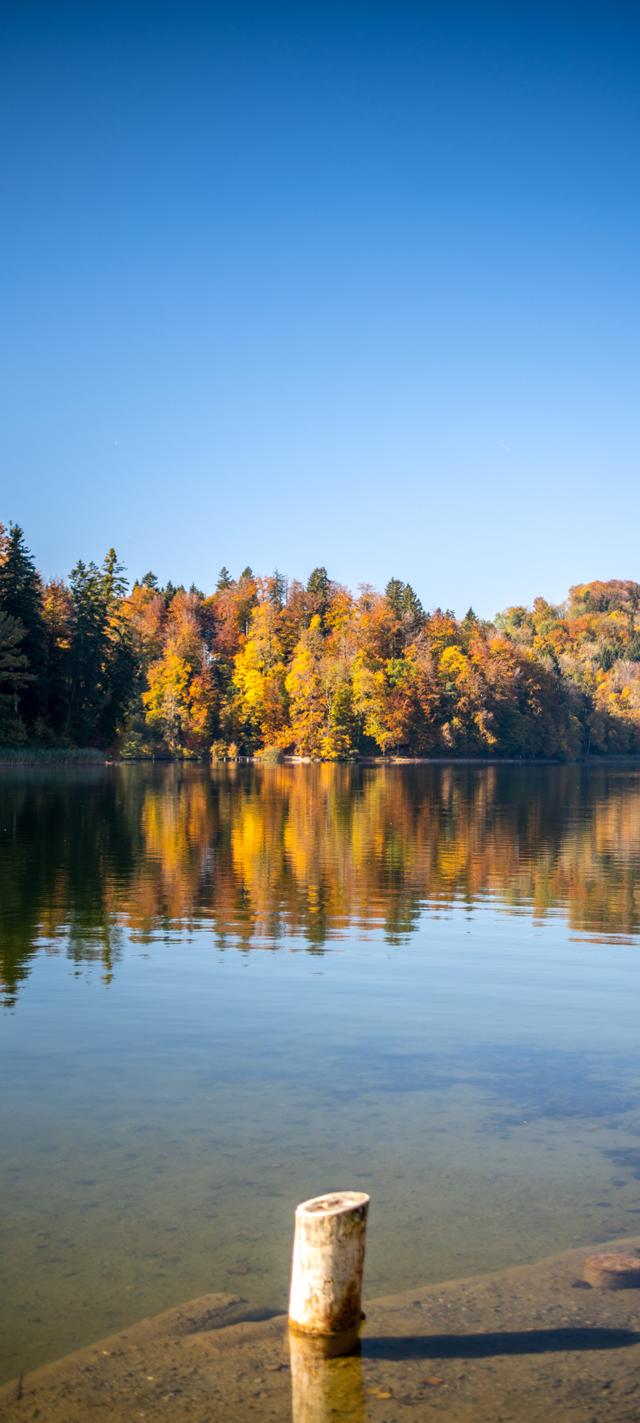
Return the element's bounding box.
[2,520,640,759]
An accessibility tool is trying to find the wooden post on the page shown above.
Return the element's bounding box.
[288,1191,369,1336]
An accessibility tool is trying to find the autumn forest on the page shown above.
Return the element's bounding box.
[2,521,640,760]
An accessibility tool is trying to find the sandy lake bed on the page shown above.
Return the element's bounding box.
[2,1233,640,1423]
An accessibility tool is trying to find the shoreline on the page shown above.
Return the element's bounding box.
[3,745,640,768]
[4,749,640,768]
[3,1233,640,1421]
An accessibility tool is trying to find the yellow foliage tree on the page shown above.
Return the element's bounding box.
[233,600,288,748]
[143,648,215,754]
[286,617,358,759]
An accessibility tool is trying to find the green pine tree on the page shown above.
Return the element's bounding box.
[0,612,32,742]
[0,524,45,729]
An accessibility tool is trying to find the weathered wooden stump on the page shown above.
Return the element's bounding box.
[583,1251,640,1289]
[288,1191,369,1336]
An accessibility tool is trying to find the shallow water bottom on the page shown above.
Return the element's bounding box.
[4,764,640,1385]
[4,979,640,1384]
[4,1056,640,1385]
[3,1234,640,1423]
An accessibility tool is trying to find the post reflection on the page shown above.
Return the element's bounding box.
[289,1328,365,1423]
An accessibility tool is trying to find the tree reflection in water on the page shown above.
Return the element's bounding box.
[2,762,640,1005]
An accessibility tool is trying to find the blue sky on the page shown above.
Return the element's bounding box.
[1,2,638,616]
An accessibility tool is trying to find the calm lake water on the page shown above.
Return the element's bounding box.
[2,762,640,1384]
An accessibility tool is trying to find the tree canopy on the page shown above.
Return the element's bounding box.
[2,521,640,759]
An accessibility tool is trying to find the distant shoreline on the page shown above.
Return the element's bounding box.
[3,748,640,769]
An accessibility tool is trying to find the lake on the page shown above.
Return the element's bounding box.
[1,761,640,1385]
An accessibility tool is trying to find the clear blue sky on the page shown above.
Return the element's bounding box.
[1,1,638,616]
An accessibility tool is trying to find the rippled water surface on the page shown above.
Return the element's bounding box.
[2,762,640,1383]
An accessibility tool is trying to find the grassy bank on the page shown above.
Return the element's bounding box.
[0,746,105,766]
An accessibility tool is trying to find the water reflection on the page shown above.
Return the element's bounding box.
[2,763,640,1384]
[289,1330,365,1423]
[2,763,640,1005]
